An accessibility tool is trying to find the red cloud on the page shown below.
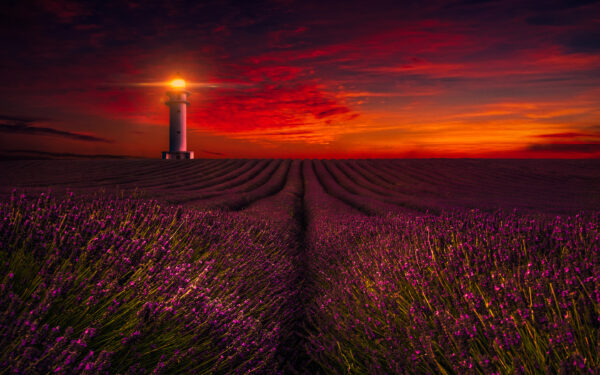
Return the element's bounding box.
[239,65,304,83]
[190,83,355,134]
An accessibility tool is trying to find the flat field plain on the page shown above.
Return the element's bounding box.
[1,159,599,374]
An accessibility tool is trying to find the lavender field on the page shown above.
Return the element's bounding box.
[1,159,599,374]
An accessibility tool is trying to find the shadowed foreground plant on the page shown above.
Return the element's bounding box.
[0,191,296,374]
[306,210,600,374]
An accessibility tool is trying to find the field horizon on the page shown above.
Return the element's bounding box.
[2,158,599,214]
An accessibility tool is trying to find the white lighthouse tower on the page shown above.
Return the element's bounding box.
[162,78,194,159]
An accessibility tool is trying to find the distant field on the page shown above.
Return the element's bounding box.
[2,159,600,213]
[1,159,599,373]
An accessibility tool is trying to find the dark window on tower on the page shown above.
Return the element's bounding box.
[177,109,181,113]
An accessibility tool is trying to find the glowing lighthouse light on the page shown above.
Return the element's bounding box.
[170,78,186,88]
[162,78,194,159]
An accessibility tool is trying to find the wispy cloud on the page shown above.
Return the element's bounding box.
[1,149,131,159]
[199,150,226,156]
[0,115,113,143]
[534,132,600,139]
[527,142,600,154]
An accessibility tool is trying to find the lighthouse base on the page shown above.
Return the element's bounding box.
[162,151,194,160]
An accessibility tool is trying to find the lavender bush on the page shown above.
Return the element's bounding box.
[306,210,600,374]
[0,191,296,373]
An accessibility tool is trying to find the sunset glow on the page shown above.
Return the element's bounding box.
[1,1,599,159]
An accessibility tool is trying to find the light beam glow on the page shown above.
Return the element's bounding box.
[170,79,186,89]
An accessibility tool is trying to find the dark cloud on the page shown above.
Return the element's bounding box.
[0,114,48,123]
[553,0,600,9]
[527,142,600,153]
[259,130,313,136]
[535,132,600,139]
[566,30,600,53]
[0,115,113,143]
[526,14,569,26]
[199,150,226,156]
[315,107,350,119]
[1,149,131,159]
[38,0,92,23]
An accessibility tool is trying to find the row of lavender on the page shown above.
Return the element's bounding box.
[0,191,299,373]
[303,159,600,372]
[3,159,598,215]
[311,159,600,214]
[0,159,291,212]
[303,208,600,373]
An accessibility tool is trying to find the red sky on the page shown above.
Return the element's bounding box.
[1,0,599,158]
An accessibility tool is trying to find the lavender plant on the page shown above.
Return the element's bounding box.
[306,210,600,374]
[0,191,296,373]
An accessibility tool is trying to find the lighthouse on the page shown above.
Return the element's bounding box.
[162,78,194,159]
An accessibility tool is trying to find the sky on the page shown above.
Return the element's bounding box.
[1,0,599,159]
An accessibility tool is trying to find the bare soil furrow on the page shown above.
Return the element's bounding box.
[179,160,285,208]
[312,160,384,216]
[174,159,262,192]
[131,159,239,190]
[142,160,255,196]
[106,159,220,189]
